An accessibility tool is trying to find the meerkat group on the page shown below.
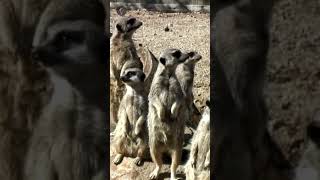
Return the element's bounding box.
[110,8,209,180]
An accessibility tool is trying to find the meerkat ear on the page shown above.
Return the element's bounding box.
[206,99,210,107]
[116,24,123,32]
[159,57,166,65]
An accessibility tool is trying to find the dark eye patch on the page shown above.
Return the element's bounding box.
[116,24,123,32]
[307,124,320,147]
[172,50,181,58]
[127,18,136,25]
[54,31,83,51]
[127,71,136,76]
[188,52,195,57]
[140,73,146,81]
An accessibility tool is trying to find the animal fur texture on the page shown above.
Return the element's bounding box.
[148,48,192,180]
[110,15,143,124]
[112,60,148,166]
[185,99,210,180]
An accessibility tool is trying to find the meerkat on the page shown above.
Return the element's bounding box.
[176,51,202,130]
[148,48,192,180]
[112,60,148,166]
[110,16,143,124]
[185,98,210,180]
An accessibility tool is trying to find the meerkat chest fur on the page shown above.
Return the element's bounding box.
[157,69,184,109]
[177,63,194,96]
[122,85,147,125]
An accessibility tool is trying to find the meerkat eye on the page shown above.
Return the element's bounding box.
[172,50,181,58]
[127,71,136,76]
[140,73,146,81]
[188,52,195,57]
[127,18,136,25]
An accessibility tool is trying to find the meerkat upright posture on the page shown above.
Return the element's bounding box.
[185,99,210,180]
[110,16,143,124]
[148,48,192,180]
[176,51,202,129]
[112,60,148,166]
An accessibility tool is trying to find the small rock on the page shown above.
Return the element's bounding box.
[164,26,170,32]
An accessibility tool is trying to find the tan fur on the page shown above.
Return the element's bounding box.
[110,16,143,124]
[112,61,148,166]
[148,48,191,180]
[185,103,210,180]
[176,51,202,130]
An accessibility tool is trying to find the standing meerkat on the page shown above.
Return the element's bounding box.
[110,16,143,123]
[176,51,202,130]
[185,98,210,180]
[112,60,148,166]
[148,48,192,180]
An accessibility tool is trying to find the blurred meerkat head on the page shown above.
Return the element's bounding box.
[184,51,202,65]
[113,16,142,39]
[159,48,190,70]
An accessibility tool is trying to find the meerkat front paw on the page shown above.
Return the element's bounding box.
[149,167,160,179]
[153,99,165,119]
[171,101,181,118]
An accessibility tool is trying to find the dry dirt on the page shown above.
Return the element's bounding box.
[110,9,210,180]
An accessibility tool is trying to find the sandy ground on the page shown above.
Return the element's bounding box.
[110,9,210,111]
[110,9,210,179]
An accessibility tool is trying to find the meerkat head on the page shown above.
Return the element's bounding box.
[120,67,145,87]
[114,16,142,38]
[184,51,202,65]
[159,48,189,69]
[307,110,320,147]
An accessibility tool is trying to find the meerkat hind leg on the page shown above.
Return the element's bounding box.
[170,149,182,180]
[134,140,145,166]
[149,147,163,179]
